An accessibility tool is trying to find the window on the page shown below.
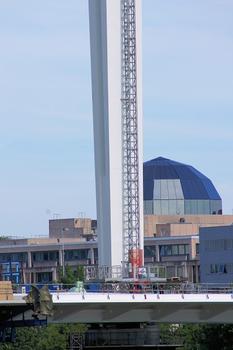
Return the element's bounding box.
[172,245,178,255]
[65,249,89,261]
[160,244,189,257]
[32,251,58,262]
[144,246,156,258]
[178,245,185,254]
[210,263,229,274]
[0,253,26,263]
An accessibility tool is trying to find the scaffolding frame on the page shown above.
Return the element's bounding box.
[121,0,141,266]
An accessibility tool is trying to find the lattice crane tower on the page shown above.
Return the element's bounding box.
[89,0,143,269]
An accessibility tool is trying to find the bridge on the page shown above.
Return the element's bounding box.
[2,283,233,324]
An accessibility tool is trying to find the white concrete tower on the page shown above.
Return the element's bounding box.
[89,0,143,268]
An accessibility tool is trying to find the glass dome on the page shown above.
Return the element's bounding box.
[143,157,222,215]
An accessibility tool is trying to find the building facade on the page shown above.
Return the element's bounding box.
[200,225,233,283]
[144,214,233,237]
[0,234,199,284]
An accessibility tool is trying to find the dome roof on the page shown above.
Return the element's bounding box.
[143,157,222,215]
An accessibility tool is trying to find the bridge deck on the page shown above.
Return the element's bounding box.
[2,291,233,324]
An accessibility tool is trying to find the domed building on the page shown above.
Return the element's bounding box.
[143,157,222,216]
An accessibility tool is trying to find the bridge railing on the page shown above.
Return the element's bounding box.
[12,282,233,296]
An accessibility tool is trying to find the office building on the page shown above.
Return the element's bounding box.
[200,224,233,283]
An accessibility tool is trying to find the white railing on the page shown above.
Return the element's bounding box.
[12,282,233,296]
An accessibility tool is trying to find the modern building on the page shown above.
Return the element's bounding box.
[143,157,222,216]
[144,235,200,282]
[0,234,199,284]
[49,218,97,239]
[144,214,233,237]
[200,224,233,283]
[0,236,97,284]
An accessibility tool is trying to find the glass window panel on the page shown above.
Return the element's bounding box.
[153,200,161,215]
[144,200,153,215]
[197,200,204,214]
[160,246,165,256]
[184,200,191,214]
[161,200,169,215]
[210,200,222,215]
[174,179,184,200]
[202,200,210,214]
[160,180,169,199]
[184,245,189,254]
[153,180,161,199]
[167,180,176,199]
[172,245,178,255]
[168,200,176,215]
[189,200,198,214]
[144,246,156,258]
[178,245,185,254]
[176,200,184,215]
[166,246,172,255]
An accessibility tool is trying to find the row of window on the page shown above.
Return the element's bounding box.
[160,244,189,256]
[0,262,20,273]
[0,253,27,262]
[0,249,97,264]
[33,250,90,262]
[144,199,222,215]
[144,244,190,258]
[65,249,89,261]
[209,263,233,274]
[205,239,233,252]
[33,251,59,262]
[0,245,191,263]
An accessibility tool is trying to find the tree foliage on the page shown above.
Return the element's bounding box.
[160,323,233,350]
[58,265,84,286]
[0,324,87,350]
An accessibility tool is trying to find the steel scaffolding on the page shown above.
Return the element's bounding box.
[121,0,141,266]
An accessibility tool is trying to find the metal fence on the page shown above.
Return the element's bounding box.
[12,282,233,296]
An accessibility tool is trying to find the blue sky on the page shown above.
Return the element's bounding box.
[0,1,232,236]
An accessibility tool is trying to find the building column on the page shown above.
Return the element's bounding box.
[27,251,32,268]
[155,245,160,262]
[32,272,36,283]
[59,249,63,266]
[196,264,199,283]
[183,262,188,279]
[52,268,57,282]
[89,248,95,265]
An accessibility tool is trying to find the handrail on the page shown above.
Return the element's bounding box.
[11,282,233,295]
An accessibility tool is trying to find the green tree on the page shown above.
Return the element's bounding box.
[0,324,87,350]
[58,265,84,286]
[160,323,233,350]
